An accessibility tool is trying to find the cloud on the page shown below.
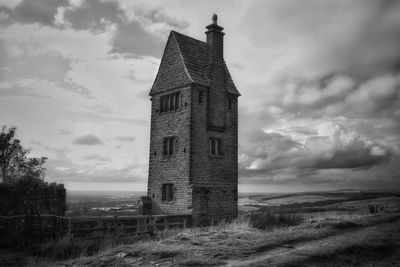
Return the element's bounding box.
[60,111,147,126]
[241,0,400,79]
[0,37,93,98]
[0,85,49,98]
[116,136,135,143]
[27,135,148,186]
[109,20,164,58]
[82,102,113,114]
[2,0,399,191]
[240,122,392,181]
[1,0,189,58]
[62,0,125,32]
[84,154,110,162]
[0,42,70,83]
[46,150,147,184]
[257,73,400,121]
[324,74,400,118]
[0,0,68,27]
[72,134,103,145]
[237,0,400,188]
[58,129,72,135]
[109,6,189,58]
[134,6,190,30]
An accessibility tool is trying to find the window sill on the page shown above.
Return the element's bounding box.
[158,108,183,114]
[162,154,177,159]
[209,155,223,159]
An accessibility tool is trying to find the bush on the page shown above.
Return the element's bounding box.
[249,212,304,230]
[368,204,388,214]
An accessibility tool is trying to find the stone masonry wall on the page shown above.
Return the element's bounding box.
[190,84,238,224]
[151,33,192,95]
[147,86,193,215]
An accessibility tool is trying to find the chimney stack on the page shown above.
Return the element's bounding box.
[205,14,224,65]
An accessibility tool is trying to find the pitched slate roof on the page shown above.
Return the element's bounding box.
[150,31,240,96]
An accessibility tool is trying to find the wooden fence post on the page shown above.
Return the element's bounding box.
[136,218,140,236]
[67,217,71,241]
[164,217,168,231]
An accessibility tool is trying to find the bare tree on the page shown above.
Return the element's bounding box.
[0,126,47,183]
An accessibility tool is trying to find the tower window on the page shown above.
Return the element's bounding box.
[209,138,222,157]
[163,137,176,156]
[162,183,174,202]
[199,91,204,103]
[160,91,180,112]
[228,98,232,110]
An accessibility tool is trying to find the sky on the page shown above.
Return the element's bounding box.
[1,0,399,193]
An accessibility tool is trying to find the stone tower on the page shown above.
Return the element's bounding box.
[147,14,240,225]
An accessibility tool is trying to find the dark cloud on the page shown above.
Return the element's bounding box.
[262,74,400,120]
[134,6,189,30]
[72,134,103,145]
[239,124,392,181]
[109,21,163,58]
[108,6,189,57]
[0,0,68,27]
[63,2,189,57]
[1,0,189,58]
[63,0,125,32]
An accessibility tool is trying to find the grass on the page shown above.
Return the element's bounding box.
[6,203,400,266]
[43,215,309,265]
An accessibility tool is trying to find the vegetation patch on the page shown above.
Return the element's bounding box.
[150,249,181,259]
[179,257,226,266]
[300,242,400,267]
[250,212,304,230]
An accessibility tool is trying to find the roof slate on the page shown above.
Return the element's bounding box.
[150,31,240,96]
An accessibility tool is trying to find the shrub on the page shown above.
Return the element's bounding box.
[368,204,387,214]
[249,212,304,230]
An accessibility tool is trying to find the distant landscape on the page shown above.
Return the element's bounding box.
[66,189,400,217]
[66,191,146,217]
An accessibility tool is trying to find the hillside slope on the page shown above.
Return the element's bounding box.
[50,212,400,267]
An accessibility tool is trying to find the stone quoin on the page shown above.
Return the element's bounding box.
[147,14,240,225]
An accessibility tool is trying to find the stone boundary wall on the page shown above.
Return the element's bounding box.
[0,214,191,246]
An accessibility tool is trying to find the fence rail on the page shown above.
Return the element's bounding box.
[0,214,191,244]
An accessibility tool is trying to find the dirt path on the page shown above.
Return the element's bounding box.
[226,219,400,267]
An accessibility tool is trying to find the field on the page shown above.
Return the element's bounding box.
[2,190,400,266]
[66,191,146,216]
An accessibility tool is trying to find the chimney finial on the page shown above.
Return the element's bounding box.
[212,13,218,25]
